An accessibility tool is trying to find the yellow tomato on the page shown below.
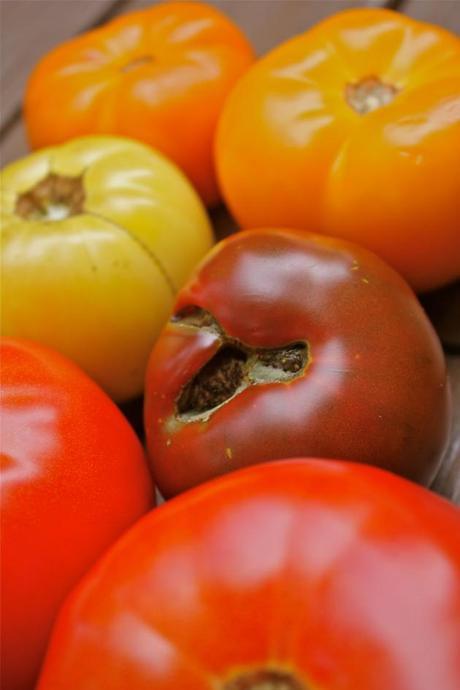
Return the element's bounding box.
[1,136,213,401]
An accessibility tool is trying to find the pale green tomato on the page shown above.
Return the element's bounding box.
[1,136,213,401]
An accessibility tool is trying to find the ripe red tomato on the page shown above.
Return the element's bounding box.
[144,229,449,497]
[37,459,460,690]
[0,339,154,690]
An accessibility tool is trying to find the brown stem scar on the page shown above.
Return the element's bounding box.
[15,173,85,221]
[173,307,309,422]
[223,669,307,690]
[346,75,398,114]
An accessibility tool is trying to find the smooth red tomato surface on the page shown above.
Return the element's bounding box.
[37,459,460,690]
[0,339,154,690]
[144,229,449,498]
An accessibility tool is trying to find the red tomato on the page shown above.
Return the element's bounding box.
[37,459,460,690]
[144,229,449,497]
[0,339,154,690]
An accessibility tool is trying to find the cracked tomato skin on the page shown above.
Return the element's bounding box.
[37,460,460,690]
[0,338,154,690]
[1,136,213,401]
[24,1,255,206]
[144,229,449,498]
[216,8,460,291]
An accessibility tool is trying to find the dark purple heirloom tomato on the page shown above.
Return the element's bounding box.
[145,229,450,497]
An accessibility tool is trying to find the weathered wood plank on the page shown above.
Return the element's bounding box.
[431,356,460,503]
[0,0,122,132]
[402,0,460,33]
[120,0,383,55]
[0,119,27,166]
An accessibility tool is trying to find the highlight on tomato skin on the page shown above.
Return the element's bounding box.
[215,7,460,291]
[24,1,256,206]
[1,337,155,690]
[144,228,450,498]
[36,459,460,690]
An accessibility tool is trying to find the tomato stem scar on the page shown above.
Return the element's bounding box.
[15,173,85,221]
[223,668,307,690]
[345,75,398,114]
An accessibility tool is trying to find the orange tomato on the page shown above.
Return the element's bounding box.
[25,2,254,206]
[216,8,460,291]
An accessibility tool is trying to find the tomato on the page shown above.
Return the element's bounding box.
[37,459,460,690]
[144,229,449,498]
[0,338,154,690]
[1,136,213,401]
[24,2,255,206]
[215,8,460,292]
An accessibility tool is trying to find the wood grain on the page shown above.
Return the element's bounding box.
[403,0,460,32]
[0,119,26,166]
[119,0,372,54]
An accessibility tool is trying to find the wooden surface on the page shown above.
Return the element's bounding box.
[1,0,459,503]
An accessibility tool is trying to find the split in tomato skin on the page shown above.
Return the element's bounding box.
[1,338,154,690]
[36,460,460,690]
[144,229,450,498]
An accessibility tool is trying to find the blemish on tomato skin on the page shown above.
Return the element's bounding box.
[226,447,233,460]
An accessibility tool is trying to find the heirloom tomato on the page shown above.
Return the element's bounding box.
[216,8,460,291]
[24,1,255,206]
[1,136,213,401]
[37,459,460,690]
[145,229,449,498]
[0,338,154,690]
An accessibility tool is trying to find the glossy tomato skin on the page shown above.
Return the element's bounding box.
[1,339,154,690]
[144,229,449,498]
[37,460,460,690]
[1,136,213,401]
[25,2,255,206]
[216,8,460,291]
